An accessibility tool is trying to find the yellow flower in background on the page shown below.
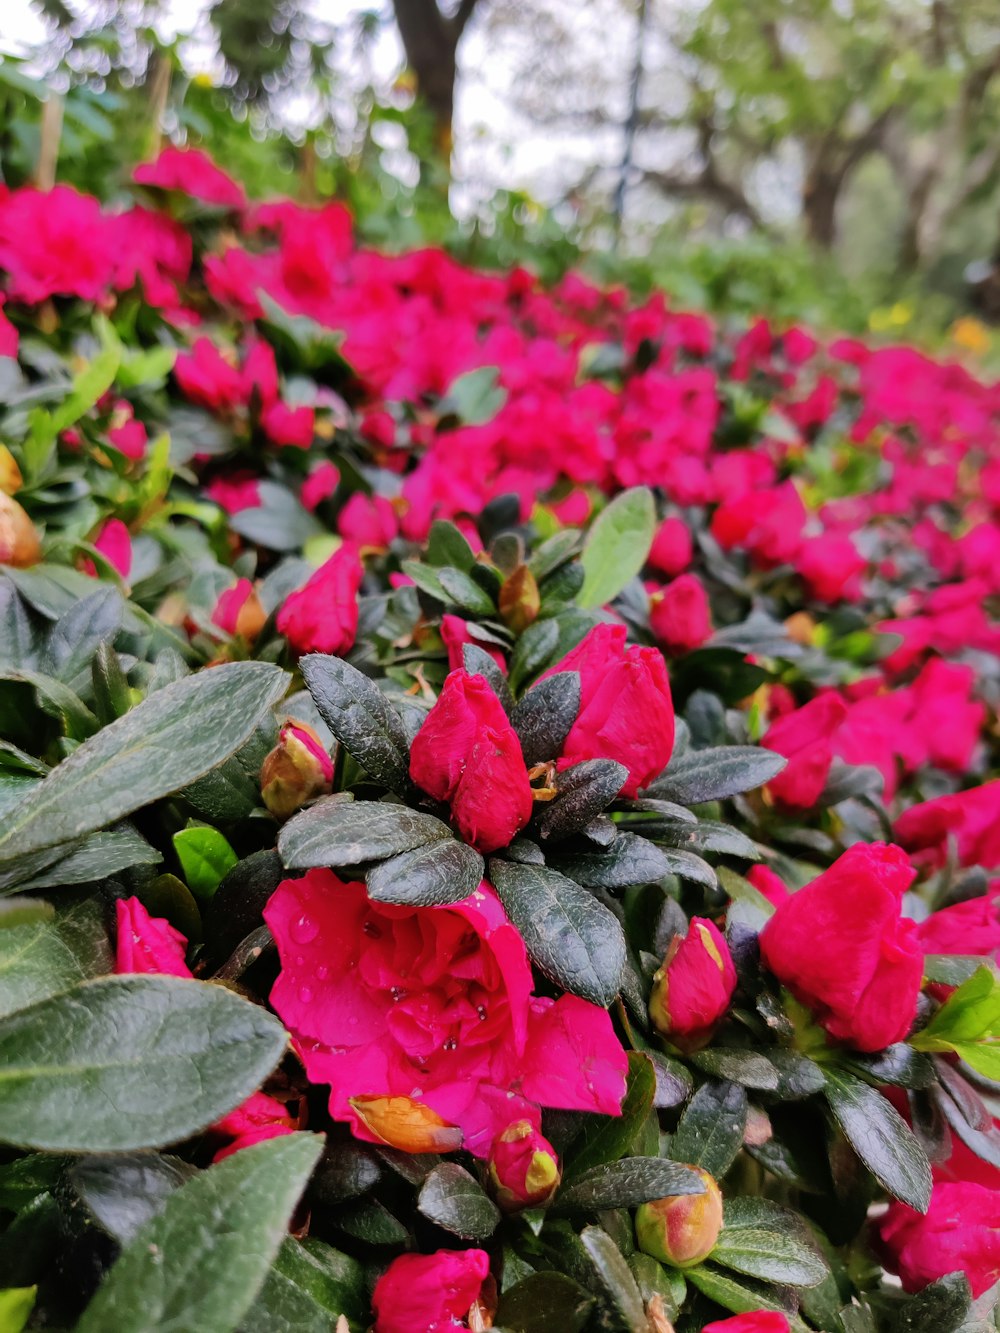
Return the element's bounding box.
[869,302,913,333]
[951,316,991,356]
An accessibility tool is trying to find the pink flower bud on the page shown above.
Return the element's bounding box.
[488,1119,561,1211]
[115,898,191,978]
[212,577,267,642]
[649,918,736,1049]
[635,1166,723,1267]
[260,721,334,819]
[648,574,712,655]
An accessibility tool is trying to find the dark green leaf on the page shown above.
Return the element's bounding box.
[565,1051,656,1179]
[509,618,560,692]
[240,1237,366,1333]
[366,838,484,906]
[426,520,476,571]
[8,825,160,892]
[551,832,674,889]
[686,1264,805,1330]
[42,587,123,686]
[579,1225,647,1333]
[557,1157,706,1210]
[845,1045,936,1090]
[691,1049,781,1092]
[671,1080,748,1178]
[578,488,655,609]
[439,365,506,424]
[887,1272,972,1333]
[279,797,451,869]
[714,1198,828,1287]
[334,1197,408,1245]
[229,483,324,551]
[497,1272,595,1333]
[923,955,985,988]
[489,859,625,1006]
[417,1163,500,1239]
[76,1134,323,1333]
[824,1069,932,1211]
[300,654,409,791]
[538,759,629,841]
[0,975,288,1151]
[510,671,581,768]
[70,1152,194,1242]
[646,746,787,804]
[0,896,111,1018]
[91,640,133,724]
[0,662,289,869]
[461,642,514,712]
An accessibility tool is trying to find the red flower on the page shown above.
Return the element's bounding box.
[276,545,363,657]
[134,147,246,210]
[759,842,922,1051]
[648,574,712,655]
[440,614,507,674]
[114,898,190,978]
[877,1179,1000,1298]
[175,338,245,413]
[338,492,399,549]
[894,780,1000,871]
[409,670,532,853]
[86,519,132,582]
[0,186,118,304]
[371,1249,490,1333]
[301,462,340,511]
[648,515,693,576]
[648,917,736,1048]
[796,533,866,603]
[211,1091,300,1162]
[916,887,1000,962]
[762,693,848,808]
[540,623,674,797]
[264,870,627,1157]
[703,1316,790,1333]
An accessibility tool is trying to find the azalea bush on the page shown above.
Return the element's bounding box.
[0,146,999,1333]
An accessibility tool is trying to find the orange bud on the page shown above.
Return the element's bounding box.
[0,492,41,567]
[349,1095,464,1153]
[499,565,541,635]
[635,1167,723,1267]
[260,722,333,820]
[0,446,23,496]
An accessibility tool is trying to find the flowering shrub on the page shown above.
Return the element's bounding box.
[0,147,998,1333]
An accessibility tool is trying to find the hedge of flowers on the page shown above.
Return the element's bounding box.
[0,146,998,1333]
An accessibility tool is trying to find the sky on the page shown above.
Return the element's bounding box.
[0,0,638,213]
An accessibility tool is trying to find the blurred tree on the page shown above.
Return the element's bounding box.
[390,0,483,150]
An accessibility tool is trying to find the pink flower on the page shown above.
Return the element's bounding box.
[488,1120,561,1211]
[540,623,674,798]
[205,474,261,514]
[762,693,848,808]
[301,462,340,511]
[648,574,712,654]
[114,898,190,978]
[371,1249,490,1333]
[211,1091,299,1162]
[746,864,790,907]
[894,780,1000,871]
[87,519,132,582]
[276,545,363,656]
[338,492,399,549]
[134,146,246,209]
[0,186,118,304]
[211,578,266,641]
[647,515,693,576]
[264,870,627,1157]
[409,670,532,853]
[796,533,866,603]
[0,297,18,358]
[440,614,507,674]
[107,405,148,461]
[175,338,245,413]
[703,1316,790,1333]
[649,917,736,1048]
[260,400,315,449]
[877,1179,1000,1297]
[916,888,1000,962]
[759,842,922,1051]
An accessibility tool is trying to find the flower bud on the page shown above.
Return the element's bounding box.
[260,722,333,819]
[499,564,541,634]
[0,491,41,567]
[488,1119,561,1211]
[212,577,267,642]
[0,445,23,496]
[635,1167,723,1267]
[349,1095,464,1153]
[649,918,736,1049]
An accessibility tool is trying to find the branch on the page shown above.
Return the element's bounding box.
[640,166,765,230]
[451,0,480,38]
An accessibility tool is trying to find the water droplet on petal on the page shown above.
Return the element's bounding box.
[316,964,329,981]
[290,912,319,944]
[476,1005,488,1021]
[363,920,382,938]
[442,1037,458,1051]
[298,984,314,1005]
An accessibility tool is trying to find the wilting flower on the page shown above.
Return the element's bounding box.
[264,870,628,1157]
[409,669,532,853]
[876,1178,1000,1297]
[371,1249,490,1333]
[635,1167,723,1267]
[114,898,190,978]
[541,622,674,797]
[276,545,363,657]
[759,842,922,1051]
[648,574,712,655]
[649,917,736,1048]
[212,578,267,642]
[762,693,848,808]
[488,1120,561,1211]
[260,721,334,819]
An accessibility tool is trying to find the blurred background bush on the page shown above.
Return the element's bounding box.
[2,0,1000,350]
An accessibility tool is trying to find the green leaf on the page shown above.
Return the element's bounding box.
[426,520,476,571]
[824,1069,932,1211]
[714,1198,828,1287]
[0,897,111,1018]
[489,858,625,1006]
[25,330,120,476]
[0,662,289,871]
[279,797,452,869]
[241,1237,366,1333]
[173,823,239,900]
[76,1134,323,1333]
[70,1153,195,1243]
[537,759,629,841]
[461,643,514,713]
[578,1224,648,1333]
[436,566,497,615]
[510,671,580,767]
[366,838,484,906]
[439,366,507,425]
[923,955,985,988]
[417,1162,500,1239]
[551,832,675,889]
[508,618,560,692]
[497,1272,595,1333]
[229,482,324,551]
[300,655,409,791]
[0,1287,35,1333]
[887,1272,972,1333]
[670,1080,748,1179]
[565,1051,656,1178]
[9,826,161,892]
[42,587,123,687]
[686,1264,806,1330]
[578,488,655,609]
[0,975,287,1151]
[556,1157,706,1210]
[912,968,1000,1077]
[647,745,787,804]
[691,1049,781,1092]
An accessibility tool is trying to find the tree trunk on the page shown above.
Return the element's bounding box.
[390,0,463,153]
[802,167,840,250]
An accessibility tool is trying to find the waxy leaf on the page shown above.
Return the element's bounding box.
[558,1157,705,1210]
[671,1079,748,1179]
[70,1153,194,1243]
[76,1134,323,1333]
[715,1198,828,1287]
[241,1237,366,1333]
[579,1225,647,1331]
[564,1051,656,1179]
[489,859,625,1006]
[0,975,288,1151]
[417,1162,500,1239]
[497,1272,595,1333]
[578,487,655,608]
[510,670,581,767]
[551,832,674,889]
[366,838,484,906]
[279,797,451,869]
[461,642,514,712]
[0,662,289,871]
[537,759,629,842]
[824,1069,932,1212]
[300,654,409,791]
[0,897,110,1019]
[647,745,787,805]
[173,824,238,899]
